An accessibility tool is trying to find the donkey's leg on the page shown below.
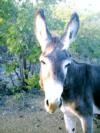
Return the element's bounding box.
[61,105,76,133]
[64,112,76,133]
[79,115,93,133]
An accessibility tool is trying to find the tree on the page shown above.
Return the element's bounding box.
[0,0,40,93]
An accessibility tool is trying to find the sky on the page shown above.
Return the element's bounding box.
[15,0,100,13]
[72,0,100,12]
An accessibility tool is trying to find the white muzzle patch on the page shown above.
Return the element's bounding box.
[44,79,63,113]
[44,79,63,102]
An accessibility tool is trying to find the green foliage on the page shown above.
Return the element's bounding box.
[72,14,100,62]
[6,61,18,73]
[27,45,41,63]
[25,74,40,90]
[0,0,41,94]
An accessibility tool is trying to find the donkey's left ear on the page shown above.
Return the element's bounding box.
[61,12,80,50]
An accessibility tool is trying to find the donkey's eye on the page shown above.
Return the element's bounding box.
[41,60,46,65]
[65,63,70,68]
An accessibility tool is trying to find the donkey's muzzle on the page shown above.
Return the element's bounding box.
[45,98,62,113]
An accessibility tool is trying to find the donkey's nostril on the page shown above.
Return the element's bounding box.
[46,100,49,106]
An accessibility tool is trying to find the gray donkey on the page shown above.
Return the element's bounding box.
[35,9,100,133]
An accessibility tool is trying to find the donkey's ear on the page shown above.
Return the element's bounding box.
[61,13,80,50]
[35,9,52,52]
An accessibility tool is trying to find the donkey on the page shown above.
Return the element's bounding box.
[35,9,100,133]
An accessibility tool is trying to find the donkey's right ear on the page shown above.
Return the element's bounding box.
[35,9,52,52]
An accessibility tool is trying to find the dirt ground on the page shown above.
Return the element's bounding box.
[0,89,100,133]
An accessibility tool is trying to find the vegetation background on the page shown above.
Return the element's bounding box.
[0,0,100,96]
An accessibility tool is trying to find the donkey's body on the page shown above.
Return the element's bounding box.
[35,9,100,133]
[62,60,100,113]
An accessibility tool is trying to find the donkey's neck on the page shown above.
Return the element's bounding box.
[66,60,88,86]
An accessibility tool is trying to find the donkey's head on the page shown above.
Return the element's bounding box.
[35,9,80,113]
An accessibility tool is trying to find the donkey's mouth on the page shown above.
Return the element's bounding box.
[45,102,57,114]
